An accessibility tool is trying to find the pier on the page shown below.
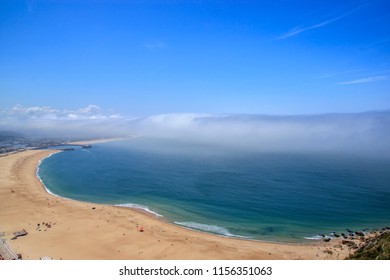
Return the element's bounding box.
[34,143,93,150]
[0,239,19,260]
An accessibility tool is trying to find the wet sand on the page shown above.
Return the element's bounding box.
[0,149,349,260]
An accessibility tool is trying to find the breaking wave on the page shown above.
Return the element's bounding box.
[116,203,163,217]
[175,221,247,239]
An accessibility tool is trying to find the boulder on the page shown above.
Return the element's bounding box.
[342,240,356,246]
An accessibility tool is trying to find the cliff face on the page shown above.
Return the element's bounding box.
[346,232,390,260]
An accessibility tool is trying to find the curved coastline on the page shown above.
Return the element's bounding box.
[36,146,390,247]
[36,149,298,244]
[36,150,63,198]
[0,148,353,259]
[36,141,388,245]
[37,151,259,242]
[36,149,168,219]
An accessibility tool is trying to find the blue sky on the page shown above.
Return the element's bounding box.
[1,0,389,116]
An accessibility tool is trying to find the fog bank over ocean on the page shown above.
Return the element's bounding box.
[136,111,390,156]
[1,105,389,157]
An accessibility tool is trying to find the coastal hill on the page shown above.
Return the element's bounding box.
[346,232,390,260]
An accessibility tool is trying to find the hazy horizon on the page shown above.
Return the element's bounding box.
[1,104,390,158]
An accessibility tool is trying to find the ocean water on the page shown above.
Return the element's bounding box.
[37,138,390,242]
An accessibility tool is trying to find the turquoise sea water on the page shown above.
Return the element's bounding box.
[38,138,390,242]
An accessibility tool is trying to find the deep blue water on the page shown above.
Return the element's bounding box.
[37,138,390,242]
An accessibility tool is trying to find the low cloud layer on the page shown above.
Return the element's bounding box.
[0,105,125,139]
[1,105,390,157]
[3,104,121,120]
[135,112,390,156]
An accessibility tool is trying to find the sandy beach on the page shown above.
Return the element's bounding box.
[0,149,350,260]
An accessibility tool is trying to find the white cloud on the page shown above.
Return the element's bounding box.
[337,75,390,85]
[277,19,338,40]
[144,40,167,49]
[7,104,59,117]
[277,6,360,40]
[1,104,115,120]
[142,113,214,128]
[76,104,101,114]
[0,104,129,139]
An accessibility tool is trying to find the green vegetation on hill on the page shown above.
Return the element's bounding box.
[346,232,390,260]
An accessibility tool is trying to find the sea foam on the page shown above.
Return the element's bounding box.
[116,203,163,217]
[303,235,333,240]
[36,151,63,198]
[175,221,246,238]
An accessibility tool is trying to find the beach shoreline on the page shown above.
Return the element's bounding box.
[0,148,353,260]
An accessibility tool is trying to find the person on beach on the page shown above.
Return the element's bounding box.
[136,225,144,232]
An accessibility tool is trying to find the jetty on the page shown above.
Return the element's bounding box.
[55,144,93,149]
[81,144,92,148]
[11,229,28,240]
[35,143,94,151]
